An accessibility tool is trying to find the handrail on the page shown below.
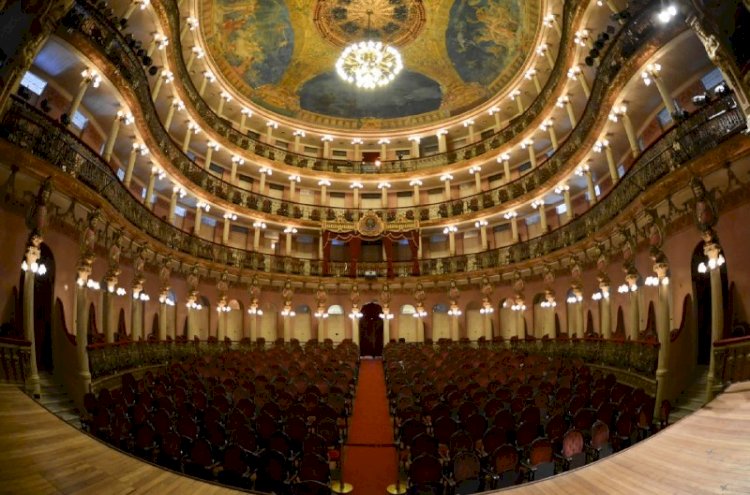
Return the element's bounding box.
[62,0,677,221]
[711,335,750,399]
[1,94,744,277]
[0,336,31,384]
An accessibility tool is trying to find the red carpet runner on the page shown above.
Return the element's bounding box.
[342,359,397,495]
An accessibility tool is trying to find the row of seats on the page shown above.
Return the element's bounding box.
[383,343,659,494]
[82,341,359,494]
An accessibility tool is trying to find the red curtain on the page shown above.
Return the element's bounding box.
[321,229,420,278]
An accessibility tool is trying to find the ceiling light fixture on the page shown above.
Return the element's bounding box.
[335,11,403,89]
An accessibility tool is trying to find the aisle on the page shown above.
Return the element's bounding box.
[342,359,397,495]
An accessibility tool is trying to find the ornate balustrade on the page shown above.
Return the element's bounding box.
[86,339,251,379]
[711,335,750,397]
[1,94,744,277]
[0,336,31,384]
[62,0,675,223]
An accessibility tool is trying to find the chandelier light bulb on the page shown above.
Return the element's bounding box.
[336,40,403,89]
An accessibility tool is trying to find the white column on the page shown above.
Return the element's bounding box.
[293,131,305,153]
[555,184,573,222]
[231,156,244,183]
[410,180,421,206]
[522,139,536,168]
[180,16,198,41]
[601,140,619,183]
[164,98,184,132]
[610,105,639,157]
[204,141,220,169]
[505,212,519,242]
[318,180,330,206]
[577,164,596,204]
[168,186,180,224]
[475,220,488,250]
[144,165,158,209]
[437,130,448,153]
[543,13,561,36]
[441,174,452,200]
[68,69,99,125]
[463,120,475,143]
[240,108,253,134]
[600,286,612,339]
[654,263,671,415]
[288,175,300,201]
[186,46,204,71]
[217,91,232,118]
[124,143,148,188]
[379,183,390,208]
[525,68,542,95]
[445,226,457,256]
[568,66,590,98]
[352,139,363,161]
[536,43,555,69]
[75,272,92,391]
[351,315,360,346]
[490,108,502,130]
[182,122,200,153]
[409,136,421,158]
[378,138,390,161]
[199,71,215,97]
[22,260,40,396]
[350,183,362,208]
[152,70,173,102]
[253,221,266,249]
[103,111,132,162]
[626,275,640,340]
[258,169,270,195]
[102,280,116,344]
[266,121,278,144]
[499,154,511,183]
[284,227,296,255]
[557,95,577,127]
[643,64,676,116]
[541,119,558,150]
[469,166,482,193]
[510,89,524,115]
[534,200,547,232]
[158,298,168,341]
[194,203,205,235]
[222,212,235,244]
[705,244,725,400]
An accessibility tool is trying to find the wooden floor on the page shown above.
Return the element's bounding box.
[1,382,749,495]
[0,385,245,495]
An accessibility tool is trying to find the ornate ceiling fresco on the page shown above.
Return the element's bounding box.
[199,0,541,129]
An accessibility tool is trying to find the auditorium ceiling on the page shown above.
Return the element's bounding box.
[198,0,542,129]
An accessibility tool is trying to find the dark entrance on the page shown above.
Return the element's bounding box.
[691,241,729,365]
[359,302,384,357]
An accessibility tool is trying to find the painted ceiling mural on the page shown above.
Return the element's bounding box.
[199,0,540,129]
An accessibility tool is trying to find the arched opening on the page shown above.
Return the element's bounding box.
[18,243,55,371]
[326,304,345,342]
[398,304,417,342]
[359,302,384,357]
[498,299,514,340]
[226,299,243,341]
[432,303,449,342]
[691,241,729,364]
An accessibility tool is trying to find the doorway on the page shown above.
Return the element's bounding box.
[359,302,384,357]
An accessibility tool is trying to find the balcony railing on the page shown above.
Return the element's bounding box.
[710,335,750,398]
[1,94,744,277]
[0,336,31,384]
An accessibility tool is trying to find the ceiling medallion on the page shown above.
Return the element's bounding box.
[314,0,426,48]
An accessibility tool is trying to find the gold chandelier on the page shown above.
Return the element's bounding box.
[335,11,403,90]
[336,40,403,89]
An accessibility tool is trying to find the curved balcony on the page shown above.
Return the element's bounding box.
[145,0,584,172]
[62,0,684,226]
[2,93,744,279]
